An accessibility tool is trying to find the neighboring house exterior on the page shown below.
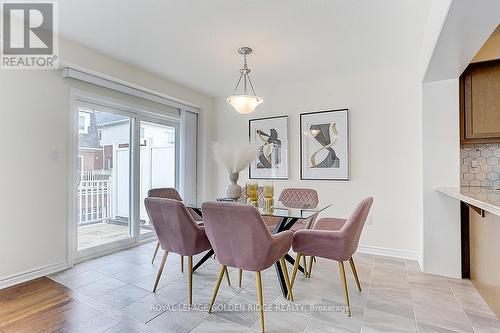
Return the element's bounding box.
[78,109,104,172]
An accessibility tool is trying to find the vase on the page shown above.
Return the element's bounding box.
[226,172,242,199]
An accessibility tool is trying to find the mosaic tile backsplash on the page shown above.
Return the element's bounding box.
[461,143,500,187]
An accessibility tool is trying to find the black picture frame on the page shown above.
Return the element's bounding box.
[249,115,289,180]
[300,108,350,181]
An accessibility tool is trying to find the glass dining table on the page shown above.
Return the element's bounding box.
[186,200,331,298]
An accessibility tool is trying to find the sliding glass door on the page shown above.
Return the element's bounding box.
[73,98,179,258]
[139,119,179,237]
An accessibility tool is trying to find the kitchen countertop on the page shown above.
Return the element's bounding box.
[437,186,500,216]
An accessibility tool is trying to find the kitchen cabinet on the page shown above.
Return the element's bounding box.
[460,59,500,144]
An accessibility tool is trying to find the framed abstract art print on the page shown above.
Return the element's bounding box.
[300,109,349,180]
[249,115,289,180]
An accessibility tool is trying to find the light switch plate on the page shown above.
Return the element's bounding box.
[51,150,59,161]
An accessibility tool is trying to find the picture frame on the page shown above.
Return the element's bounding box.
[249,115,289,180]
[300,109,349,180]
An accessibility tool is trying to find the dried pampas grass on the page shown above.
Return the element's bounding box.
[212,142,258,174]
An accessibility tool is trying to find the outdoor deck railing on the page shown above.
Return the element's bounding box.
[77,170,112,225]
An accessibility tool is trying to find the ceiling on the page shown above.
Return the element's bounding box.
[60,0,431,98]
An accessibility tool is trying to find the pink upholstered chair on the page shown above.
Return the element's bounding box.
[290,197,373,316]
[279,188,319,209]
[306,215,347,279]
[201,202,294,333]
[144,198,212,305]
[279,188,319,276]
[148,188,183,201]
[147,188,202,269]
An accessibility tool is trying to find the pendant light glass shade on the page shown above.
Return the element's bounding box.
[227,47,263,114]
[227,94,263,114]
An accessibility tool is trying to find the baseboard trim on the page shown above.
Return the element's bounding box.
[0,239,158,290]
[0,261,70,290]
[357,245,420,261]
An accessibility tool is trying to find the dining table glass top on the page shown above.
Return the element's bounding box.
[187,200,331,220]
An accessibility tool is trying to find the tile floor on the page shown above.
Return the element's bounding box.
[49,242,500,333]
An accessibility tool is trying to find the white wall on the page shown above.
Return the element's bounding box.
[212,65,423,258]
[422,79,461,277]
[419,0,453,79]
[0,38,214,287]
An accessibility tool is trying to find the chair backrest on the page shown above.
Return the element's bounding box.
[144,197,208,256]
[339,197,373,259]
[147,188,182,201]
[201,202,273,270]
[279,188,319,209]
[147,187,202,221]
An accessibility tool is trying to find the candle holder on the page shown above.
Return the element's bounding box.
[263,182,274,212]
[246,181,258,206]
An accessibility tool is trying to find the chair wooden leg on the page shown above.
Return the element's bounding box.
[208,265,226,313]
[338,261,351,317]
[224,266,231,286]
[151,241,160,264]
[188,256,193,306]
[302,255,308,276]
[349,257,362,292]
[238,268,243,288]
[280,257,294,301]
[290,253,302,293]
[256,271,265,333]
[290,253,302,294]
[180,255,184,273]
[153,251,168,292]
[307,256,314,278]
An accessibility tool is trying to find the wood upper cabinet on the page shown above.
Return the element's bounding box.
[460,59,500,144]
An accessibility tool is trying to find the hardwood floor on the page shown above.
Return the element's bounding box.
[0,278,77,332]
[0,277,151,333]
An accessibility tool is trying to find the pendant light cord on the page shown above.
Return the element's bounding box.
[231,53,258,96]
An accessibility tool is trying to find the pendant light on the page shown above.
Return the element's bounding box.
[227,47,263,114]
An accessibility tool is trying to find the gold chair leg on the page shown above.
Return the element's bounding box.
[256,271,265,333]
[208,265,226,313]
[349,257,362,292]
[224,266,231,286]
[238,268,243,288]
[339,261,351,317]
[302,255,308,276]
[151,241,160,264]
[290,253,302,292]
[280,257,294,301]
[307,256,314,278]
[180,255,184,273]
[153,251,168,292]
[188,256,193,306]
